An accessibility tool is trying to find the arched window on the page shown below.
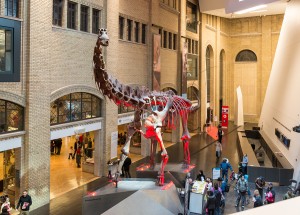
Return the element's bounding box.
[0,99,24,134]
[50,92,101,125]
[220,50,225,99]
[235,49,257,62]
[162,87,177,95]
[187,86,199,101]
[206,47,211,103]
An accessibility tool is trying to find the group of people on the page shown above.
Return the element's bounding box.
[66,134,94,168]
[0,190,32,215]
[50,138,62,155]
[118,132,127,146]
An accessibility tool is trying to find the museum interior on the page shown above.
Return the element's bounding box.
[1,0,300,214]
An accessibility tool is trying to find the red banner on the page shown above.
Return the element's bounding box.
[221,106,229,128]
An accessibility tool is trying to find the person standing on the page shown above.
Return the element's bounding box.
[241,154,248,175]
[123,154,132,178]
[16,190,32,215]
[205,191,216,215]
[220,158,233,182]
[253,190,263,208]
[217,125,223,143]
[255,176,265,199]
[265,182,276,204]
[196,170,205,181]
[215,141,222,159]
[235,175,248,209]
[76,147,82,168]
[0,196,11,214]
[72,140,78,159]
[68,146,73,159]
[213,183,222,215]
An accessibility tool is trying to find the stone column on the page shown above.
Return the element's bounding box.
[100,0,119,176]
[22,0,52,210]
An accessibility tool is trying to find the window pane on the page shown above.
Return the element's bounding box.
[82,93,92,119]
[119,16,124,39]
[58,95,71,123]
[127,19,132,41]
[92,96,101,117]
[186,2,197,33]
[50,101,58,124]
[168,32,172,49]
[6,102,23,131]
[135,22,139,43]
[163,31,167,48]
[0,102,5,133]
[0,28,13,74]
[187,55,197,80]
[67,2,77,29]
[92,9,100,34]
[53,0,63,26]
[142,24,146,44]
[80,5,89,32]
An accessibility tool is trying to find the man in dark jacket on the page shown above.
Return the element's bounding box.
[16,190,32,215]
[123,155,132,178]
[205,191,216,215]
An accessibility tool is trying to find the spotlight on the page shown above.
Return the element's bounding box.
[293,125,300,133]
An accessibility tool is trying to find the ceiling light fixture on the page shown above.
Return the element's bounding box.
[235,4,267,14]
[250,9,267,13]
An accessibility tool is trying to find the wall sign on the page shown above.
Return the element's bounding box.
[275,128,290,149]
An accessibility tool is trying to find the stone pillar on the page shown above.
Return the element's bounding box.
[93,129,102,176]
[22,0,52,210]
[100,0,119,176]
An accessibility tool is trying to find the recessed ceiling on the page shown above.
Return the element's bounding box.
[200,0,287,18]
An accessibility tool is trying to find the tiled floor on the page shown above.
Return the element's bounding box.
[30,122,291,215]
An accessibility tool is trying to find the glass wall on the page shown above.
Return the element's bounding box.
[0,100,24,134]
[50,93,101,125]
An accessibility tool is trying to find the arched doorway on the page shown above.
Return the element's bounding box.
[49,92,103,199]
[234,49,258,121]
[219,50,225,121]
[206,45,214,123]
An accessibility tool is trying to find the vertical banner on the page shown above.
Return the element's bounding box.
[221,106,229,128]
[182,42,188,98]
[111,131,118,159]
[153,34,161,91]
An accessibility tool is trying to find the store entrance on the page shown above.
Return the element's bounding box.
[50,132,98,199]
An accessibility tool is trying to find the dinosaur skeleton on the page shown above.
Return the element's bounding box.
[93,28,199,185]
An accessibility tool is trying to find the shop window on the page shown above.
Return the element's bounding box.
[0,99,24,134]
[186,1,197,33]
[5,0,19,18]
[0,150,16,200]
[142,24,146,44]
[53,0,63,26]
[0,18,21,82]
[50,93,101,125]
[235,49,257,62]
[119,16,124,39]
[187,54,197,80]
[80,5,89,32]
[92,9,100,34]
[127,19,132,41]
[135,21,139,43]
[67,1,77,30]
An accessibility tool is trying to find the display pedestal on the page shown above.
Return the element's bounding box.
[136,163,196,187]
[82,179,183,215]
[189,192,205,214]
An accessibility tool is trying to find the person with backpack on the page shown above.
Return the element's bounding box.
[217,125,224,143]
[253,190,263,208]
[264,182,275,204]
[220,158,233,182]
[205,191,216,215]
[235,175,248,209]
[213,183,223,215]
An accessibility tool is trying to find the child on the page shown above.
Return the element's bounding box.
[68,146,73,159]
